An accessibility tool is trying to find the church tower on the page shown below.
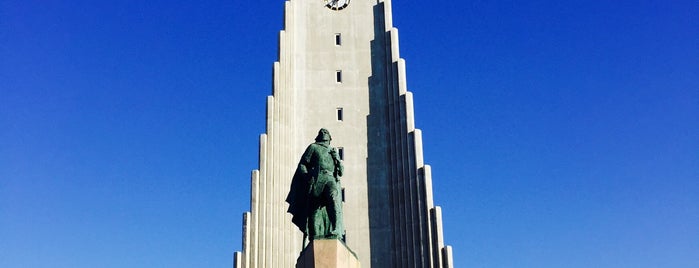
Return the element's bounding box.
[234,1,453,267]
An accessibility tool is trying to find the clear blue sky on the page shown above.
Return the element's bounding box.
[1,1,697,267]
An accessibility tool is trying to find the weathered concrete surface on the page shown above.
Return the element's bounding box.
[296,239,360,268]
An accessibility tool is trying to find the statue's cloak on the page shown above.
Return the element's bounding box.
[286,167,309,233]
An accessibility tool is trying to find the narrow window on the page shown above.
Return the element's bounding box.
[336,108,344,121]
[335,33,342,46]
[338,147,344,160]
[336,70,342,83]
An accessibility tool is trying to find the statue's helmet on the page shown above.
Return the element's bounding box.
[315,128,332,142]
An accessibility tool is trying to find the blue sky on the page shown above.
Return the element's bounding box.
[1,0,697,267]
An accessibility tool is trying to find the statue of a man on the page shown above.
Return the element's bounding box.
[286,128,344,243]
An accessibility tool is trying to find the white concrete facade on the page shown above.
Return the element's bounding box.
[234,1,452,267]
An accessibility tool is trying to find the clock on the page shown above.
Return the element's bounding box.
[325,0,350,10]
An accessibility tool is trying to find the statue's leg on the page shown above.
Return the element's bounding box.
[309,185,332,241]
[309,206,319,240]
[325,180,343,239]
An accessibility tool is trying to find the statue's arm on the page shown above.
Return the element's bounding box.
[298,145,315,175]
[336,160,344,177]
[331,148,344,177]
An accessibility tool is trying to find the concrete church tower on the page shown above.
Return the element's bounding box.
[234,1,453,267]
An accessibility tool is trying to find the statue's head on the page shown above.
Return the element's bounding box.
[315,128,332,142]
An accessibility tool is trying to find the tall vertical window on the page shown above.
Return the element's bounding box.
[335,33,342,46]
[337,147,344,160]
[336,108,344,121]
[336,70,342,83]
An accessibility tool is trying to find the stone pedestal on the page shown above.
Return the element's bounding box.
[296,239,361,268]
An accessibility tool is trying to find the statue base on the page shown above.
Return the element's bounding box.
[296,239,361,268]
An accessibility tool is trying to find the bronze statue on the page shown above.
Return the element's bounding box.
[286,128,344,244]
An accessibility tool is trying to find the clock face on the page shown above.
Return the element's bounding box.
[325,0,350,10]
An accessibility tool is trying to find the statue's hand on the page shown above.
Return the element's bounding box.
[298,164,308,174]
[330,148,340,160]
